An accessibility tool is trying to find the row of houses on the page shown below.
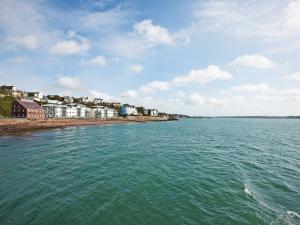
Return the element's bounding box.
[11,100,119,119]
[11,100,158,119]
[1,85,106,105]
[120,104,159,116]
[0,85,43,100]
[3,85,160,119]
[42,103,118,118]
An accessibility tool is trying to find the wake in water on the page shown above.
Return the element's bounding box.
[244,184,253,198]
[286,211,300,218]
[243,183,271,210]
[244,184,300,225]
[270,210,300,225]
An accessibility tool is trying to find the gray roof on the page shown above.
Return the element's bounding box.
[15,100,43,110]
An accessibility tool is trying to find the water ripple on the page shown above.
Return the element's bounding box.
[0,119,299,225]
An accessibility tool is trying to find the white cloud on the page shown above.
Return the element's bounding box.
[7,34,39,50]
[56,76,80,90]
[103,19,187,58]
[49,38,90,55]
[193,0,300,40]
[89,90,117,101]
[185,93,225,107]
[230,83,273,93]
[173,65,233,85]
[139,80,170,94]
[121,89,138,98]
[285,72,300,80]
[83,55,107,66]
[129,65,233,97]
[233,55,276,69]
[284,0,300,31]
[130,64,143,73]
[134,20,173,44]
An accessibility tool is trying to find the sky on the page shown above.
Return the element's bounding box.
[0,0,300,116]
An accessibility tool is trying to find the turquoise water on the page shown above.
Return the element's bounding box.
[0,119,299,225]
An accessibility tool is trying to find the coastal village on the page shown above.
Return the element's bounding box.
[0,84,168,120]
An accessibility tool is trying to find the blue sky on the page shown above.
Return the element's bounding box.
[1,0,300,116]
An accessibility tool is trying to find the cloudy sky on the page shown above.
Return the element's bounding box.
[1,0,300,116]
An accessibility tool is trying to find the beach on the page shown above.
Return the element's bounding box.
[0,116,171,133]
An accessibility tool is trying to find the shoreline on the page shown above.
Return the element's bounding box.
[0,116,172,134]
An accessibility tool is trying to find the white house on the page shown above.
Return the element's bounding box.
[148,109,159,117]
[106,107,116,118]
[27,92,44,101]
[65,104,88,118]
[93,98,103,104]
[42,104,66,118]
[42,103,90,118]
[64,104,77,118]
[90,106,116,118]
[63,96,74,104]
[79,97,90,103]
[120,104,138,116]
[77,104,88,118]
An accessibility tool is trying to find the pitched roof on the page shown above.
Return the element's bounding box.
[15,100,43,110]
[0,85,15,90]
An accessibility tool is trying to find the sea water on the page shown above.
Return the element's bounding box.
[0,119,299,225]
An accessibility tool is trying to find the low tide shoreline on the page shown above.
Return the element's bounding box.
[0,116,171,134]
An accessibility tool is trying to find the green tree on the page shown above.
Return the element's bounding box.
[0,96,15,117]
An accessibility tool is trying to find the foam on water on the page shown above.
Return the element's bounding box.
[244,184,253,197]
[286,211,300,218]
[243,182,285,221]
[270,210,300,225]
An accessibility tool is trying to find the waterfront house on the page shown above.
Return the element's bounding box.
[148,109,159,117]
[120,104,138,116]
[62,104,76,118]
[136,107,149,116]
[106,107,116,118]
[89,106,116,118]
[42,104,66,118]
[64,104,80,118]
[64,104,88,118]
[12,99,45,119]
[77,104,88,118]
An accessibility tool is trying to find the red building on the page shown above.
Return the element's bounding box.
[11,99,45,118]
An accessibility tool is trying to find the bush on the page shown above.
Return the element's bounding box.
[0,96,15,117]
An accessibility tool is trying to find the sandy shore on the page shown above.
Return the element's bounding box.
[0,116,171,133]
